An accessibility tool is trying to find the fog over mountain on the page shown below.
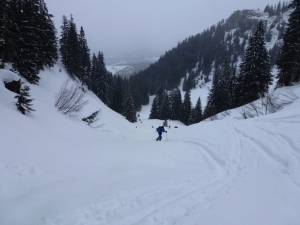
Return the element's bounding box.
[46,0,281,60]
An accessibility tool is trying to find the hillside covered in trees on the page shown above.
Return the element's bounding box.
[1,1,299,124]
[129,1,300,123]
[131,2,290,94]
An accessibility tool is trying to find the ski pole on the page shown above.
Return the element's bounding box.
[166,132,168,141]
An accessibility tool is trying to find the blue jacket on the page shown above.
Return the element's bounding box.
[157,126,166,135]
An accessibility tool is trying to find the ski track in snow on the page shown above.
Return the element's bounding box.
[1,109,300,225]
[1,68,300,225]
[30,115,300,225]
[40,122,246,225]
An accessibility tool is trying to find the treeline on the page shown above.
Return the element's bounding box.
[149,0,300,122]
[264,1,289,17]
[0,0,58,84]
[58,15,143,122]
[0,1,144,123]
[1,0,299,124]
[204,0,300,119]
[149,87,202,125]
[128,1,292,107]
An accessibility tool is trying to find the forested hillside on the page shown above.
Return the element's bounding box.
[1,1,299,124]
[131,3,289,94]
[128,1,300,123]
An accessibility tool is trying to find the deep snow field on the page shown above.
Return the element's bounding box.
[1,64,300,225]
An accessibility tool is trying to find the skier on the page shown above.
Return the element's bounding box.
[156,126,167,141]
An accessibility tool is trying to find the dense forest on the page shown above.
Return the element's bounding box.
[1,0,299,124]
[130,1,300,123]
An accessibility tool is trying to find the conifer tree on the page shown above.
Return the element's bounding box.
[15,83,35,115]
[106,71,114,104]
[95,52,110,105]
[37,0,58,68]
[228,66,237,108]
[123,90,137,123]
[110,76,123,114]
[156,87,165,119]
[0,0,8,67]
[171,89,182,121]
[9,0,39,83]
[89,52,110,105]
[187,106,195,125]
[90,53,97,90]
[160,92,170,120]
[149,97,159,119]
[236,21,272,105]
[5,0,57,84]
[193,97,203,123]
[204,68,221,118]
[218,58,231,111]
[276,0,300,87]
[78,26,91,86]
[181,89,192,125]
[66,15,80,78]
[59,15,69,69]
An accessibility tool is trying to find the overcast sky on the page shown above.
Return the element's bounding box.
[46,0,283,58]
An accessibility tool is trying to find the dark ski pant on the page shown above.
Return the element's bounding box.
[156,134,162,141]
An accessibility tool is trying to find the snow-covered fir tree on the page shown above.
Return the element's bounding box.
[181,89,192,125]
[149,97,158,119]
[228,66,238,108]
[156,87,165,119]
[160,92,170,121]
[170,89,182,121]
[236,20,272,106]
[218,58,231,111]
[187,105,195,125]
[3,0,57,84]
[123,90,137,123]
[110,76,123,114]
[204,68,221,118]
[66,15,81,79]
[59,15,69,71]
[193,97,203,123]
[276,0,300,87]
[15,83,35,115]
[78,26,91,86]
[95,52,110,105]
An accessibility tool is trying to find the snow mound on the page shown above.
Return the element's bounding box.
[0,69,20,83]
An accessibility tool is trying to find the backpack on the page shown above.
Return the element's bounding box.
[157,126,164,133]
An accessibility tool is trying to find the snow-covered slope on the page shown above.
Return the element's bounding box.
[1,65,300,225]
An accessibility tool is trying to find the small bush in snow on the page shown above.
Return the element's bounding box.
[55,79,88,116]
[15,83,35,115]
[82,110,102,127]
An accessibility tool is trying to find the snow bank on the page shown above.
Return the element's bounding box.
[0,69,20,83]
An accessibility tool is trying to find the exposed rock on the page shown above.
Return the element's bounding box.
[4,79,21,94]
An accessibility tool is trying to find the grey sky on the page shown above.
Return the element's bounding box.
[46,0,283,57]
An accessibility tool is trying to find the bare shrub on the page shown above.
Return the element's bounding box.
[55,79,88,116]
[237,88,299,119]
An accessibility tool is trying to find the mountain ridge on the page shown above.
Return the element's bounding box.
[129,3,290,97]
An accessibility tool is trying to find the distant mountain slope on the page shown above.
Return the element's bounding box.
[106,62,153,78]
[130,2,290,95]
